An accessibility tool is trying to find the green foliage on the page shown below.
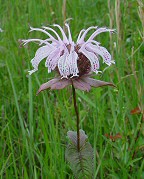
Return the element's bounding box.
[0,0,144,178]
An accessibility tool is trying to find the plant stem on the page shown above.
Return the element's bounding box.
[72,84,80,152]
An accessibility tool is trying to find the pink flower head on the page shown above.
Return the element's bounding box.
[22,24,115,93]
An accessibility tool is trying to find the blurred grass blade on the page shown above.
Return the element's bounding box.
[77,91,96,108]
[6,61,25,137]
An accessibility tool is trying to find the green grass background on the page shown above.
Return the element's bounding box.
[0,0,144,178]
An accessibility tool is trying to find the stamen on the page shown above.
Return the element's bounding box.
[29,27,58,43]
[42,26,63,43]
[77,29,85,43]
[53,24,69,43]
[21,39,52,46]
[65,23,72,43]
[87,28,115,42]
[77,26,98,44]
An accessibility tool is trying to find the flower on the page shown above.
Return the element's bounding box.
[0,28,3,32]
[22,24,115,93]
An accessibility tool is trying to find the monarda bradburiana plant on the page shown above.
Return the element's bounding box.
[22,23,115,178]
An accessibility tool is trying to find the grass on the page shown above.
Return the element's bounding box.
[0,0,144,178]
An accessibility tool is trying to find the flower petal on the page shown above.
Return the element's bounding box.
[86,44,112,66]
[45,48,61,72]
[58,53,68,78]
[68,49,79,77]
[78,47,99,73]
[29,45,54,75]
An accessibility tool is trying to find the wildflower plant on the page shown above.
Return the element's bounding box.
[22,23,115,178]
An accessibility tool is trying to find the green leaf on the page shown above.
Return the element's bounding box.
[65,130,94,179]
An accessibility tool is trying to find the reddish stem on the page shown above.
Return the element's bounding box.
[72,84,80,152]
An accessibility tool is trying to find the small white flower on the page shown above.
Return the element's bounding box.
[0,28,3,32]
[22,24,115,78]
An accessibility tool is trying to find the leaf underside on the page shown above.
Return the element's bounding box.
[65,130,94,179]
